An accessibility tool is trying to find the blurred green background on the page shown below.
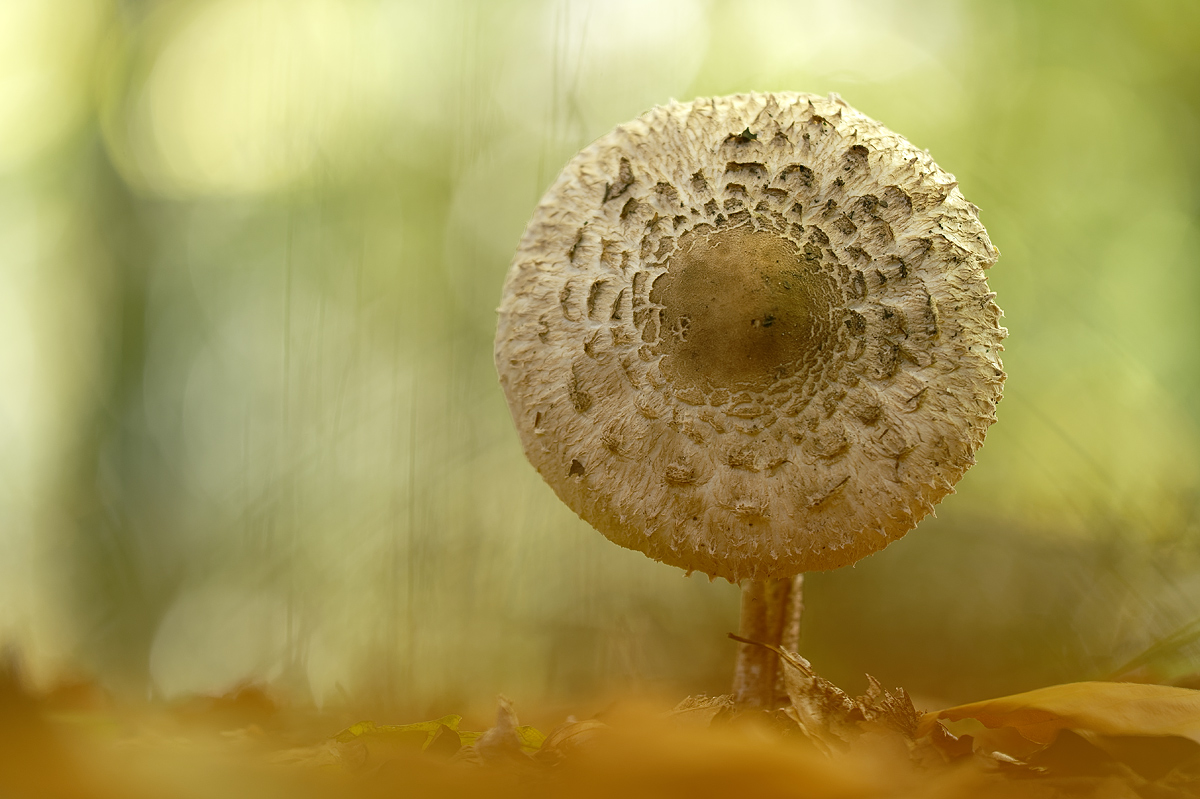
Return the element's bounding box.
[1,0,1199,716]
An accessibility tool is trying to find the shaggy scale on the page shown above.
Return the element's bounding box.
[496,92,1005,582]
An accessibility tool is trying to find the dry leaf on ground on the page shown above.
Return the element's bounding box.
[920,681,1200,745]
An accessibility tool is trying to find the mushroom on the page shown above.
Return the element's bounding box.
[494,92,1005,708]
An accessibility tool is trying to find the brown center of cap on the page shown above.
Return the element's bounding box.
[650,224,839,396]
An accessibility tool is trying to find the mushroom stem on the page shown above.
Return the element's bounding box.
[732,574,804,709]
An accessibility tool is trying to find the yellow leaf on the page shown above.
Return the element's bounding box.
[332,714,462,751]
[515,724,545,753]
[457,725,546,754]
[456,729,484,747]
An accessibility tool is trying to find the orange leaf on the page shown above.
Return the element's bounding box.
[919,681,1200,745]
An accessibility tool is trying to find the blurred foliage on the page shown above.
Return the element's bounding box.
[0,0,1198,714]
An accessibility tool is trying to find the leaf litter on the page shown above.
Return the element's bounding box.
[6,648,1200,797]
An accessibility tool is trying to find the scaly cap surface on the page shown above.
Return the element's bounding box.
[495,92,1005,582]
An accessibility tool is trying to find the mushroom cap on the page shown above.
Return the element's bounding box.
[495,92,1005,583]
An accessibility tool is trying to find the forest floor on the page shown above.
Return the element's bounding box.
[4,651,1200,799]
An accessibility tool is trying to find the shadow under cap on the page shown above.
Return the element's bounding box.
[651,223,840,398]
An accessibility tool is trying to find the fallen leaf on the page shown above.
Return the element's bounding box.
[274,714,468,770]
[332,714,463,750]
[536,719,609,764]
[667,695,734,727]
[919,681,1200,745]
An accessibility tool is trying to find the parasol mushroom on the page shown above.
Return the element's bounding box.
[494,92,1005,709]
